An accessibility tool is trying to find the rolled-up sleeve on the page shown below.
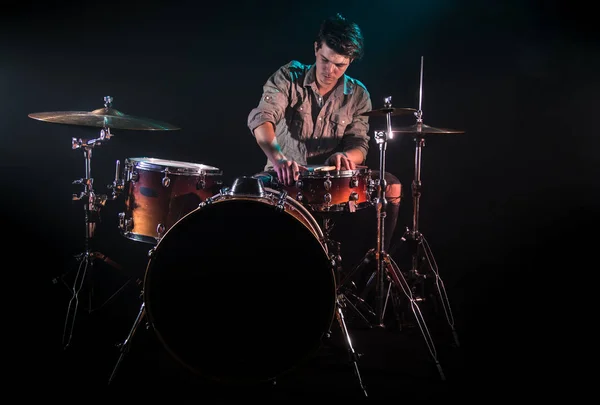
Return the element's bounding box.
[247,66,291,135]
[341,90,372,162]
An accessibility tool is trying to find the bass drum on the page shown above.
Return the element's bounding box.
[143,178,336,384]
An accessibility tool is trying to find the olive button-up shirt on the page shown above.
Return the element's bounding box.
[248,60,372,171]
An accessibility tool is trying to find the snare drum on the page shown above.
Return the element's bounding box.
[279,165,374,213]
[118,157,223,244]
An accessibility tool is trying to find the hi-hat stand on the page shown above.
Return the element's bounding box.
[337,95,445,380]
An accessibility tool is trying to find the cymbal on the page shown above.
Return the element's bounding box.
[28,107,180,131]
[361,107,417,117]
[391,123,465,135]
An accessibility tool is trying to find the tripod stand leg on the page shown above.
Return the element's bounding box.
[419,236,460,348]
[337,292,373,328]
[335,298,368,398]
[62,253,91,349]
[384,254,446,381]
[109,302,146,385]
[60,250,132,349]
[338,248,375,291]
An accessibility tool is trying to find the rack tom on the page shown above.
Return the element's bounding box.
[118,157,223,244]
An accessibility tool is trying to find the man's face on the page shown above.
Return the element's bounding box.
[314,42,351,89]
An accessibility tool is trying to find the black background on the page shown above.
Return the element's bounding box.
[2,0,597,395]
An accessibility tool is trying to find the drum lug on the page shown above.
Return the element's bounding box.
[276,190,288,211]
[323,193,332,204]
[196,173,207,190]
[131,171,139,182]
[156,223,166,239]
[349,192,359,201]
[296,192,304,202]
[367,179,376,195]
[296,179,303,189]
[162,174,171,187]
[323,178,332,191]
[350,175,358,188]
[147,247,156,258]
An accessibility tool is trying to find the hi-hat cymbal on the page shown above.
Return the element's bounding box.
[28,107,180,131]
[361,107,417,117]
[391,123,465,135]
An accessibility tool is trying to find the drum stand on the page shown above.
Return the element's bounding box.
[58,128,130,349]
[322,217,374,328]
[399,110,460,349]
[337,97,445,381]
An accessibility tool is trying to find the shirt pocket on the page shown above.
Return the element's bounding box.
[287,106,311,140]
[330,113,351,138]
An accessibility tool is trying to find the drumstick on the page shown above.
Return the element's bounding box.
[313,166,337,172]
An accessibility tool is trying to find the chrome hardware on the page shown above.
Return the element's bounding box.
[156,223,166,239]
[196,173,207,190]
[276,190,288,211]
[118,212,133,232]
[161,171,171,187]
[147,247,156,258]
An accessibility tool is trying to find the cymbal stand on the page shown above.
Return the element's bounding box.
[399,56,460,348]
[338,96,446,380]
[400,117,460,348]
[59,118,129,350]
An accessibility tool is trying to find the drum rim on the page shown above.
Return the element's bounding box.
[126,157,222,174]
[299,165,370,178]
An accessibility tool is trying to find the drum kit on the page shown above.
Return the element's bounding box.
[29,57,464,394]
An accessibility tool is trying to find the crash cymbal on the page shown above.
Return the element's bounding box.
[361,107,417,117]
[391,123,464,135]
[28,107,180,131]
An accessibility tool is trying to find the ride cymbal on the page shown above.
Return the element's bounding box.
[391,123,464,135]
[361,107,417,117]
[28,107,180,131]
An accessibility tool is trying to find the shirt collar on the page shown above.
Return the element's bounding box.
[304,64,354,96]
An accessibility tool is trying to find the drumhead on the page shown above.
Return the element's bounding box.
[143,196,336,384]
[127,157,221,175]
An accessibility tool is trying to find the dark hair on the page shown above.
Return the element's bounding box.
[315,13,364,61]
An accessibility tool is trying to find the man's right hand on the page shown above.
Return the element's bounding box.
[274,159,307,186]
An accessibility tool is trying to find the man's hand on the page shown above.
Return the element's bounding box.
[326,152,356,171]
[274,159,307,186]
